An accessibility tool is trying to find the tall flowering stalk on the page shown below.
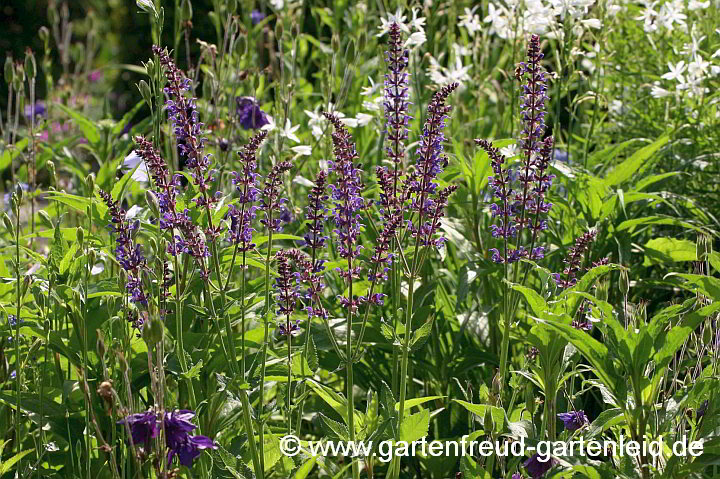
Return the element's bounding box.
[274,249,298,435]
[389,83,458,479]
[323,112,367,479]
[475,34,555,391]
[226,130,267,376]
[257,159,293,470]
[381,22,412,392]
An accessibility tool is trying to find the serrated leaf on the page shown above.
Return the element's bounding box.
[398,409,429,443]
[306,335,318,373]
[319,413,350,440]
[410,317,434,352]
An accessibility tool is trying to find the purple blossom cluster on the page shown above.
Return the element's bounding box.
[324,113,366,274]
[227,131,267,251]
[478,34,555,265]
[406,83,459,249]
[260,161,293,233]
[557,410,588,431]
[153,46,223,242]
[381,22,412,216]
[236,96,271,130]
[553,230,597,288]
[118,409,217,468]
[99,189,148,310]
[274,249,298,317]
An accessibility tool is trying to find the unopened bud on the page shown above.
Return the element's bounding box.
[14,183,24,203]
[331,34,340,53]
[619,269,629,297]
[38,26,50,45]
[275,21,284,39]
[181,0,193,21]
[145,190,160,217]
[76,227,85,246]
[96,329,106,358]
[4,55,14,85]
[38,210,53,228]
[357,31,367,54]
[344,40,355,63]
[24,48,36,80]
[137,80,152,109]
[47,161,56,184]
[85,173,95,194]
[291,22,299,38]
[3,212,14,236]
[144,59,155,78]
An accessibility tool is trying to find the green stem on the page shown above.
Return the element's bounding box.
[258,225,274,472]
[14,203,22,458]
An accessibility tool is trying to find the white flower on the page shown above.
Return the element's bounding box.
[340,117,359,128]
[355,113,374,126]
[270,0,284,10]
[405,31,427,49]
[687,58,710,79]
[459,7,482,36]
[361,77,380,96]
[304,109,326,139]
[91,263,105,275]
[377,8,409,36]
[453,43,472,57]
[292,175,315,187]
[688,0,710,10]
[261,115,277,132]
[291,145,312,160]
[122,151,149,183]
[580,18,602,29]
[427,55,472,88]
[409,7,426,32]
[661,61,686,83]
[363,96,384,112]
[280,119,301,143]
[650,84,673,98]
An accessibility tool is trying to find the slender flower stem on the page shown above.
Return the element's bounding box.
[14,201,22,458]
[258,224,273,472]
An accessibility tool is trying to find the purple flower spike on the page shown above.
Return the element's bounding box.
[553,230,597,289]
[99,189,148,316]
[275,250,299,317]
[324,113,366,271]
[117,411,158,448]
[236,97,271,130]
[405,83,459,249]
[557,410,588,431]
[260,161,293,233]
[523,453,556,478]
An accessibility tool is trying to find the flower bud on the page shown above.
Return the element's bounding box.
[344,40,355,63]
[619,268,629,297]
[357,31,367,55]
[22,274,32,298]
[181,0,193,22]
[13,62,25,88]
[331,33,340,53]
[24,48,36,80]
[3,212,15,237]
[145,190,160,218]
[14,183,24,203]
[144,59,155,78]
[4,55,14,85]
[85,173,95,194]
[143,317,164,344]
[291,22,299,38]
[38,210,53,229]
[38,26,50,46]
[87,249,96,267]
[275,21,284,40]
[47,161,56,184]
[76,227,85,247]
[11,194,19,216]
[137,80,153,109]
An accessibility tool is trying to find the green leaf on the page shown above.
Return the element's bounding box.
[0,138,29,171]
[410,316,434,351]
[54,103,101,144]
[181,359,204,380]
[395,396,444,412]
[306,335,319,373]
[512,284,548,316]
[319,413,350,440]
[398,409,429,443]
[0,448,35,475]
[603,134,668,187]
[452,400,507,432]
[643,237,696,266]
[59,243,79,275]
